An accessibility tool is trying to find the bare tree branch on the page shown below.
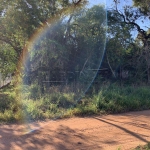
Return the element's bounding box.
[113,0,150,40]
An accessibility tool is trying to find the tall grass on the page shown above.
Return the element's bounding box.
[0,89,23,123]
[95,84,150,113]
[0,83,150,123]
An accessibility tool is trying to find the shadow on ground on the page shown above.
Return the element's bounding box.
[0,123,102,150]
[0,110,150,150]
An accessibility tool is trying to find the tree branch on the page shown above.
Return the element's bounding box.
[113,0,150,40]
[72,0,82,6]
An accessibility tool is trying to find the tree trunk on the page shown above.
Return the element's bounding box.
[144,41,150,84]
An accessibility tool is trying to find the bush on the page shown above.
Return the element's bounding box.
[1,83,150,123]
[29,84,41,99]
[94,85,150,113]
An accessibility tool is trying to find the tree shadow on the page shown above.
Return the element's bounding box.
[1,110,150,150]
[94,117,149,143]
[99,117,150,131]
[0,122,103,150]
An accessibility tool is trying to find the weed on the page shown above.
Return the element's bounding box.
[0,84,150,123]
[134,142,150,150]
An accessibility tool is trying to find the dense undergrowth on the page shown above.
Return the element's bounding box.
[0,83,150,123]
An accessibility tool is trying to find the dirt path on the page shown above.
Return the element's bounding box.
[0,110,150,150]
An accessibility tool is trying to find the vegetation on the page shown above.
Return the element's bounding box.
[117,142,150,150]
[0,0,150,123]
[134,142,150,150]
[0,83,150,123]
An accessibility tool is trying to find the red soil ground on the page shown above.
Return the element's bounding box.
[0,110,150,150]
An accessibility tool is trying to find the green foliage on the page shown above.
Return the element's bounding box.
[20,84,150,120]
[0,0,149,84]
[0,83,150,123]
[29,84,41,99]
[0,90,23,123]
[95,84,150,113]
[21,91,75,120]
[64,104,98,118]
[25,5,106,90]
[0,0,150,124]
[0,90,17,111]
[133,0,150,15]
[0,43,17,76]
[0,0,72,78]
[134,142,150,150]
[104,1,150,84]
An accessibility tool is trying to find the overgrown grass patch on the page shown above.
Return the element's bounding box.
[94,85,150,114]
[21,92,76,121]
[0,84,150,123]
[0,90,23,123]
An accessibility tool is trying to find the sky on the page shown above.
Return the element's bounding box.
[88,0,150,38]
[25,0,150,32]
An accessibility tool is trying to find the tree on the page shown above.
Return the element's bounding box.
[102,9,134,81]
[111,0,150,84]
[24,5,107,94]
[133,0,150,16]
[0,0,80,78]
[0,42,17,77]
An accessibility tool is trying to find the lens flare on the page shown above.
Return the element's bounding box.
[18,0,107,134]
